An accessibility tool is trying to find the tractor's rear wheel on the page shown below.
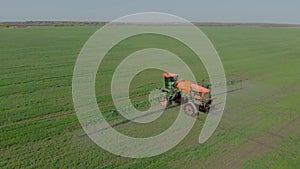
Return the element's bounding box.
[183,102,198,117]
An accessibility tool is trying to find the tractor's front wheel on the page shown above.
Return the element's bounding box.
[183,102,198,117]
[205,107,210,114]
[159,96,170,107]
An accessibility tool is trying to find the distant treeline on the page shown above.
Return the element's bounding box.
[0,21,300,28]
[0,21,107,27]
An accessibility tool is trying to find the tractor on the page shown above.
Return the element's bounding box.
[159,73,213,116]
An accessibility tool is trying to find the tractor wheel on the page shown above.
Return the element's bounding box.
[205,107,210,114]
[183,102,198,117]
[159,96,170,107]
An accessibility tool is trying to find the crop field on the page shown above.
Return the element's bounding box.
[1,26,300,168]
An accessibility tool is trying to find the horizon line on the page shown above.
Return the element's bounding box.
[1,21,300,26]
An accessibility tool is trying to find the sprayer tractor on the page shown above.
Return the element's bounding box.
[159,73,212,116]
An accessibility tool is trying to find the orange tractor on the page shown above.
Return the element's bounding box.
[159,73,213,116]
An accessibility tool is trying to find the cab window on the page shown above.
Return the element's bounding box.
[193,91,202,97]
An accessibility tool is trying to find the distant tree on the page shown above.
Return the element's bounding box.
[1,24,9,28]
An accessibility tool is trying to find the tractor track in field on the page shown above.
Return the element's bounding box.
[203,85,300,169]
[0,59,74,70]
[0,62,74,76]
[204,114,300,169]
[0,110,73,129]
[224,115,300,169]
[0,74,73,88]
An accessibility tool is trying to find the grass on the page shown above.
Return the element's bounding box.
[1,26,300,168]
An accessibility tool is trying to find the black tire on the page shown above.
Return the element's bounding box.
[183,102,198,117]
[205,107,210,114]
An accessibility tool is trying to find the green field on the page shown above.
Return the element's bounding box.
[1,26,300,168]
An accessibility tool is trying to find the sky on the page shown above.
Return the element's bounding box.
[0,0,299,24]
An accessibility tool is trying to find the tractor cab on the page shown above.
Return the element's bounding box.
[163,73,179,90]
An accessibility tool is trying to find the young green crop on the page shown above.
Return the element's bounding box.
[1,26,300,168]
